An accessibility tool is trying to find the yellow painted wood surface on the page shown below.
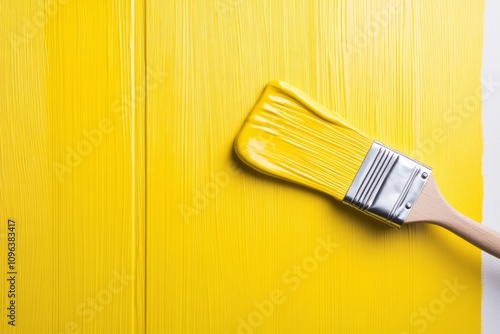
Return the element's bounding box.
[0,0,485,333]
[1,0,145,333]
[150,1,483,333]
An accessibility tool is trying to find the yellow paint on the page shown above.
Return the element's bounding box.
[0,0,144,333]
[150,1,483,333]
[234,80,373,201]
[0,0,484,334]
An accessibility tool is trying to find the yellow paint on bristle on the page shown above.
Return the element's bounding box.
[235,81,373,200]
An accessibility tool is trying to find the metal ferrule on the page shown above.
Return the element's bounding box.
[343,141,432,228]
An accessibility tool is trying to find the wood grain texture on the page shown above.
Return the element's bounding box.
[407,175,500,259]
[148,0,484,333]
[0,1,145,333]
[0,0,486,333]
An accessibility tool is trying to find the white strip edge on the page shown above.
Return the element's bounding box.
[482,1,500,333]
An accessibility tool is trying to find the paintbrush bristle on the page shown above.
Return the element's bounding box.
[234,81,373,201]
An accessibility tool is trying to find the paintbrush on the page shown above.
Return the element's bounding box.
[234,80,500,258]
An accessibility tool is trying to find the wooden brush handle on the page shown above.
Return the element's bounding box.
[406,175,500,259]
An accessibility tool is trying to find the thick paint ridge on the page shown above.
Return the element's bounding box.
[234,81,373,200]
